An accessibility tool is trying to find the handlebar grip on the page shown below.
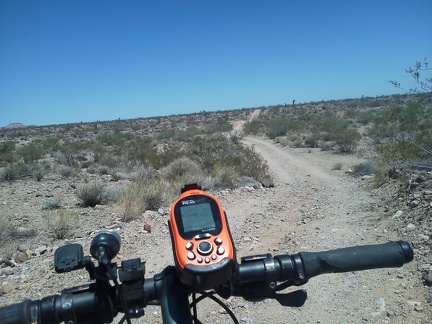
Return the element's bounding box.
[0,300,32,324]
[299,241,413,280]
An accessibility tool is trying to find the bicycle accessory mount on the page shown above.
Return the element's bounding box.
[169,184,236,291]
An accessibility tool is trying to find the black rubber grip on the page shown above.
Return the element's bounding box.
[0,300,31,324]
[298,241,413,280]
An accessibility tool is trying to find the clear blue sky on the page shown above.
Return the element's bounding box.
[1,0,431,127]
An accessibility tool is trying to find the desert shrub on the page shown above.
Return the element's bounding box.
[0,162,31,180]
[212,166,240,188]
[0,214,36,241]
[157,129,175,140]
[161,157,205,184]
[39,137,60,152]
[334,128,362,153]
[351,162,375,177]
[54,151,77,167]
[191,134,269,183]
[97,166,110,175]
[266,117,298,139]
[42,197,62,209]
[304,131,320,148]
[44,209,79,239]
[31,164,45,181]
[319,141,334,151]
[0,141,16,165]
[105,184,127,203]
[0,214,13,241]
[17,143,43,163]
[112,171,129,181]
[206,118,233,133]
[76,181,106,207]
[332,162,343,170]
[116,179,173,221]
[229,131,244,144]
[0,141,15,155]
[372,164,389,187]
[97,131,134,146]
[57,165,74,178]
[80,160,92,169]
[243,120,262,135]
[174,127,203,141]
[236,145,269,181]
[132,166,159,182]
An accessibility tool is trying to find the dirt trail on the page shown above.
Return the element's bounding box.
[218,136,428,323]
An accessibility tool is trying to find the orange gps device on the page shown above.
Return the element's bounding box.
[169,184,236,290]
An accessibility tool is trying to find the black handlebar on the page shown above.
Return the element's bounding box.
[0,241,414,324]
[298,241,413,279]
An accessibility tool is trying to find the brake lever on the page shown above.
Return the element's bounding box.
[273,289,307,307]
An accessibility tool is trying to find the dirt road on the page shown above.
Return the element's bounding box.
[0,136,429,323]
[215,136,428,323]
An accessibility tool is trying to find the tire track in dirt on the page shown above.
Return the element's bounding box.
[232,136,424,323]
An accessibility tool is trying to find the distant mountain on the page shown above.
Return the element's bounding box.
[3,122,27,129]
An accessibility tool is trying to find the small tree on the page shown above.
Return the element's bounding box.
[389,57,432,95]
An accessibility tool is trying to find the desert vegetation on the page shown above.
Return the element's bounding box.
[0,92,431,242]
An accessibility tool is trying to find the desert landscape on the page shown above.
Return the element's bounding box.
[0,93,431,323]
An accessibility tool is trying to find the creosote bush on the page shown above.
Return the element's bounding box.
[76,181,106,207]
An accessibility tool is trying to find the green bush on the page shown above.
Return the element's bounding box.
[266,117,298,139]
[17,143,43,163]
[0,141,15,154]
[161,157,205,185]
[334,128,362,153]
[76,181,106,207]
[97,131,134,146]
[44,209,79,239]
[243,120,262,135]
[191,134,269,183]
[206,118,233,133]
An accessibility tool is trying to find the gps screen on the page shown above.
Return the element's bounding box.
[180,202,216,233]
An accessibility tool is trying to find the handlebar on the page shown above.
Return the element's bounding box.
[0,241,414,324]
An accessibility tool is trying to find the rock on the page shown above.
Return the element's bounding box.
[144,223,151,233]
[157,208,165,215]
[14,252,28,263]
[416,175,426,183]
[418,234,430,241]
[413,192,422,199]
[406,223,416,231]
[261,178,274,188]
[35,246,48,255]
[0,266,14,276]
[423,272,432,286]
[409,199,420,208]
[392,210,403,219]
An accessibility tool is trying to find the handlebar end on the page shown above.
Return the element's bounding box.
[397,241,414,263]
